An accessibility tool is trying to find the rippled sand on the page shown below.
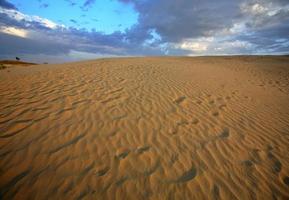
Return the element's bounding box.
[0,56,289,199]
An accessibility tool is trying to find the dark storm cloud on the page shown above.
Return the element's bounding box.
[120,0,242,42]
[241,0,289,28]
[0,0,17,10]
[235,0,289,53]
[120,0,289,53]
[236,17,289,54]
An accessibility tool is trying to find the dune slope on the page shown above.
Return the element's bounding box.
[0,56,289,199]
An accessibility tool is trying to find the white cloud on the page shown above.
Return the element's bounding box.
[173,36,254,55]
[175,37,215,52]
[241,2,268,15]
[215,40,253,52]
[0,7,59,29]
[180,42,208,52]
[0,26,28,37]
[32,16,58,29]
[252,3,267,14]
[240,1,289,17]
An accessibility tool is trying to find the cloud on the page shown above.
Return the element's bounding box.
[81,0,96,10]
[70,19,77,24]
[65,0,77,7]
[119,0,289,54]
[120,0,242,43]
[0,0,289,62]
[0,5,167,59]
[0,32,70,55]
[0,8,59,30]
[240,0,289,29]
[0,26,28,38]
[0,0,17,10]
[0,7,162,61]
[120,0,289,55]
[40,3,49,8]
[171,36,255,56]
[83,0,95,7]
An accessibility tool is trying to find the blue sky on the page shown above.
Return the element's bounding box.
[10,0,138,33]
[0,0,289,63]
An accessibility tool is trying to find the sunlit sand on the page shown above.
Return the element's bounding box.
[0,56,289,199]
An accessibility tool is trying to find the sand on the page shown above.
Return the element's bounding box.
[0,60,37,69]
[0,56,289,199]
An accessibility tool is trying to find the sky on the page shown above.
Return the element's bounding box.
[0,0,289,63]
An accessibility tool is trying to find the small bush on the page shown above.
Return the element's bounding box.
[0,64,7,70]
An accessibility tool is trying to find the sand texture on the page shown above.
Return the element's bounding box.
[0,60,37,70]
[0,56,289,199]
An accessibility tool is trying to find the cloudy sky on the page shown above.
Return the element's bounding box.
[0,0,289,63]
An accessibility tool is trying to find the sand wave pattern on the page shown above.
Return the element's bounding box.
[0,57,289,199]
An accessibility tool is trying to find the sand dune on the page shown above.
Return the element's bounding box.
[0,56,289,199]
[0,60,36,66]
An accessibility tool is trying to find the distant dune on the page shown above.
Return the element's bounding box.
[0,56,289,199]
[0,60,37,66]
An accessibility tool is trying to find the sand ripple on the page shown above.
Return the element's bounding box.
[0,57,289,199]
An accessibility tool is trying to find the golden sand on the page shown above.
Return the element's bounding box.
[0,56,289,199]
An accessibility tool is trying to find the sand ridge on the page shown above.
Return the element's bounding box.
[0,56,289,199]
